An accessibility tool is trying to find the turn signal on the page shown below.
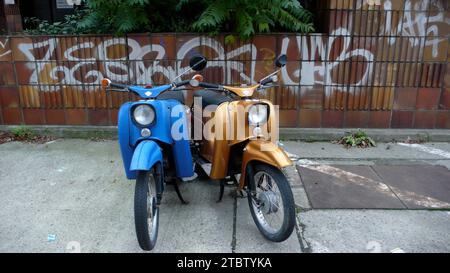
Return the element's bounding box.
[192,74,204,82]
[101,78,111,88]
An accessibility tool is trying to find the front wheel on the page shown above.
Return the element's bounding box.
[134,166,161,251]
[247,163,296,242]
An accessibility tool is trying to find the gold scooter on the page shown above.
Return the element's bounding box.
[189,55,295,242]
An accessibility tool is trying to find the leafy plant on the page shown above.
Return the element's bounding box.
[337,130,376,148]
[178,0,315,40]
[24,9,90,35]
[79,0,151,34]
[11,126,35,140]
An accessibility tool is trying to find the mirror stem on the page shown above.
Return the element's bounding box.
[171,66,193,83]
[171,59,205,83]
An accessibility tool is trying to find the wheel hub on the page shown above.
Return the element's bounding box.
[258,191,279,214]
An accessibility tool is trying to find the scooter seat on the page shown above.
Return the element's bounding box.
[193,89,233,108]
[157,91,185,104]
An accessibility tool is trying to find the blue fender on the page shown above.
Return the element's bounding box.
[130,140,163,172]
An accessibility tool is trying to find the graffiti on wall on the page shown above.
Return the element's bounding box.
[0,0,448,113]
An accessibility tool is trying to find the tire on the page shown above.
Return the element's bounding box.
[134,167,160,251]
[247,163,295,242]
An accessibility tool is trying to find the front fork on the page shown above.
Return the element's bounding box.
[244,163,261,207]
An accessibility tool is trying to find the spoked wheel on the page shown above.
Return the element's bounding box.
[247,163,295,242]
[134,166,161,251]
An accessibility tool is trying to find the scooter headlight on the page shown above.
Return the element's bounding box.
[248,104,268,126]
[133,104,155,126]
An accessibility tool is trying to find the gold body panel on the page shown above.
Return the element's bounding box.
[223,84,259,97]
[238,141,292,188]
[197,98,292,185]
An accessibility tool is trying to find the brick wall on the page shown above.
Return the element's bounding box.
[0,0,449,128]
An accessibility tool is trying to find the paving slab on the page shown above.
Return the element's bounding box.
[283,141,450,161]
[372,165,450,209]
[0,140,234,252]
[297,165,406,209]
[154,180,234,253]
[234,197,302,253]
[298,210,450,253]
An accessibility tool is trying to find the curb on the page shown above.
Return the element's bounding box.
[1,125,449,142]
[279,128,450,142]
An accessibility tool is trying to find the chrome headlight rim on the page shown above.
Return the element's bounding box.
[248,103,269,126]
[131,104,156,127]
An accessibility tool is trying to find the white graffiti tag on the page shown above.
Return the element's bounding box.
[281,27,374,96]
[384,0,450,58]
[18,37,256,91]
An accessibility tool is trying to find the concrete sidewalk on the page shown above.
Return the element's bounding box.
[0,139,449,253]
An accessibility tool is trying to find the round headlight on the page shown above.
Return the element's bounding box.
[248,104,268,125]
[133,105,155,126]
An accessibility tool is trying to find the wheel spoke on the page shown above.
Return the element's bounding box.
[251,170,288,233]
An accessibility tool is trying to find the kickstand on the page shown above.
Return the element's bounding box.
[172,178,189,205]
[217,180,225,203]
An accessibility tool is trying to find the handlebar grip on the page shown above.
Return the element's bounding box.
[109,82,128,89]
[198,82,220,89]
[260,77,273,85]
[175,79,190,88]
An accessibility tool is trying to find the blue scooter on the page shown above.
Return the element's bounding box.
[101,55,207,251]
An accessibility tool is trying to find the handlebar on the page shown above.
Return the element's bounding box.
[174,79,191,88]
[197,82,221,89]
[109,82,128,89]
[260,77,274,85]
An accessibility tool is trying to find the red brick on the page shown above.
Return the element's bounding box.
[276,35,300,60]
[299,109,321,128]
[23,109,45,125]
[279,110,298,127]
[66,109,87,125]
[393,87,417,110]
[2,107,22,124]
[344,111,369,128]
[0,62,16,85]
[369,111,391,128]
[416,88,441,110]
[436,111,450,129]
[152,34,176,60]
[45,109,65,125]
[322,110,344,128]
[110,109,119,126]
[391,111,414,128]
[252,36,276,60]
[300,86,323,109]
[0,87,20,108]
[14,62,34,85]
[439,88,450,109]
[88,109,109,125]
[414,111,436,129]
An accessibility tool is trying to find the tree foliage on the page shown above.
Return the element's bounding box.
[22,0,315,38]
[79,0,150,34]
[179,0,315,39]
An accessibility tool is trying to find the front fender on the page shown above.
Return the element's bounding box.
[239,140,292,188]
[130,140,163,172]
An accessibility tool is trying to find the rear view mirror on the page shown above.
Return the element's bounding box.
[189,54,207,71]
[275,54,287,68]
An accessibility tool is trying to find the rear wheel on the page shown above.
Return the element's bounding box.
[134,166,160,251]
[247,163,296,242]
